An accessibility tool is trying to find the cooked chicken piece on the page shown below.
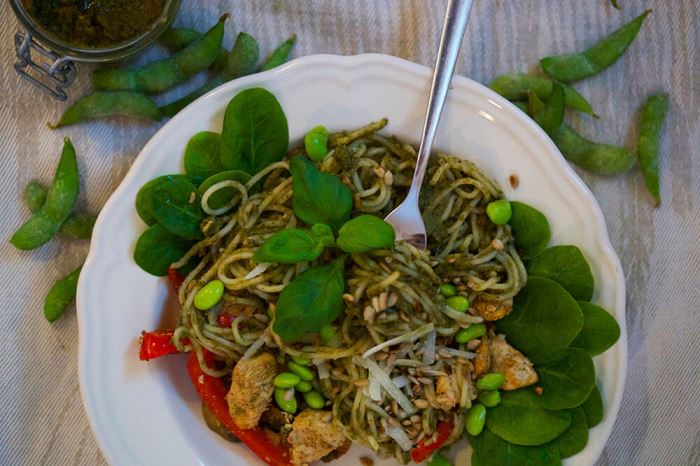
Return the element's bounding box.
[473,333,490,378]
[472,297,513,321]
[226,352,277,429]
[489,333,538,390]
[435,375,458,410]
[288,410,348,465]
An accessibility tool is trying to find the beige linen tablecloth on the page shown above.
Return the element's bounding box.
[1,1,698,465]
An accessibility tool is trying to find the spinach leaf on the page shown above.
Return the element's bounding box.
[551,406,588,459]
[581,384,604,428]
[311,223,335,247]
[509,201,551,259]
[571,301,621,356]
[152,178,204,240]
[486,389,571,446]
[470,429,562,466]
[536,348,595,410]
[290,156,352,231]
[184,131,223,178]
[134,224,193,276]
[273,258,345,342]
[497,276,583,364]
[253,228,325,264]
[136,174,201,225]
[220,87,289,174]
[199,170,251,210]
[337,214,395,253]
[527,245,595,301]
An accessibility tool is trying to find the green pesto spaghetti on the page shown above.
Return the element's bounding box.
[167,120,527,463]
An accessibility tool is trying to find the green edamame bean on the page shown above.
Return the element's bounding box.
[288,361,314,381]
[304,125,329,161]
[428,453,452,466]
[291,355,312,365]
[439,283,457,297]
[274,372,301,388]
[445,296,469,313]
[24,181,47,213]
[489,73,595,115]
[320,324,336,344]
[476,373,505,391]
[23,181,95,239]
[259,34,296,71]
[194,280,224,310]
[295,380,313,393]
[540,10,651,82]
[93,16,227,94]
[52,91,162,128]
[303,390,325,409]
[160,32,260,118]
[274,387,298,414]
[455,323,487,344]
[465,403,487,436]
[552,124,635,176]
[530,83,565,136]
[11,139,79,250]
[637,92,669,207]
[477,390,501,408]
[60,213,96,240]
[486,199,512,225]
[44,265,82,322]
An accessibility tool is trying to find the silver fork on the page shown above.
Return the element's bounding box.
[384,0,473,250]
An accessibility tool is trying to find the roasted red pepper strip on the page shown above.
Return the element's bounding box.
[410,420,453,463]
[139,329,184,361]
[167,267,185,292]
[217,312,236,328]
[187,351,292,466]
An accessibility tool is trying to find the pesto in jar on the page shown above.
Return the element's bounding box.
[21,0,166,48]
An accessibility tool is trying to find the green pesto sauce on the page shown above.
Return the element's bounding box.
[22,0,166,48]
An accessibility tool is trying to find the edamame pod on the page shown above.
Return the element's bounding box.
[51,91,162,128]
[259,34,296,71]
[552,124,636,176]
[93,15,228,94]
[23,181,95,239]
[158,27,229,73]
[24,181,47,213]
[637,92,669,206]
[540,10,651,82]
[489,73,595,115]
[531,83,566,136]
[44,265,82,322]
[160,32,260,117]
[11,139,79,250]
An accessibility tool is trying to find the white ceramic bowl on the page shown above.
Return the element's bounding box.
[77,54,627,466]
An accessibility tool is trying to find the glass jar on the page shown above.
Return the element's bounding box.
[10,0,180,100]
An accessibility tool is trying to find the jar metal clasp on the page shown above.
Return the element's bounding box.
[14,31,77,101]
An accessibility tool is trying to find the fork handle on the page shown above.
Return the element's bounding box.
[405,0,473,203]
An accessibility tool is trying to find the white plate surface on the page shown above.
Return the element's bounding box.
[77,54,627,466]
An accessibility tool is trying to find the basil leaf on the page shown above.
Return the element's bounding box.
[253,228,324,264]
[134,224,193,276]
[136,174,202,225]
[486,389,572,446]
[311,223,335,247]
[290,156,352,231]
[220,87,289,174]
[199,170,251,210]
[535,348,595,410]
[152,178,204,240]
[550,406,588,458]
[337,214,395,253]
[273,258,345,342]
[509,201,551,259]
[581,384,604,428]
[528,245,595,301]
[184,131,223,178]
[469,429,562,466]
[571,301,621,356]
[497,276,583,364]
